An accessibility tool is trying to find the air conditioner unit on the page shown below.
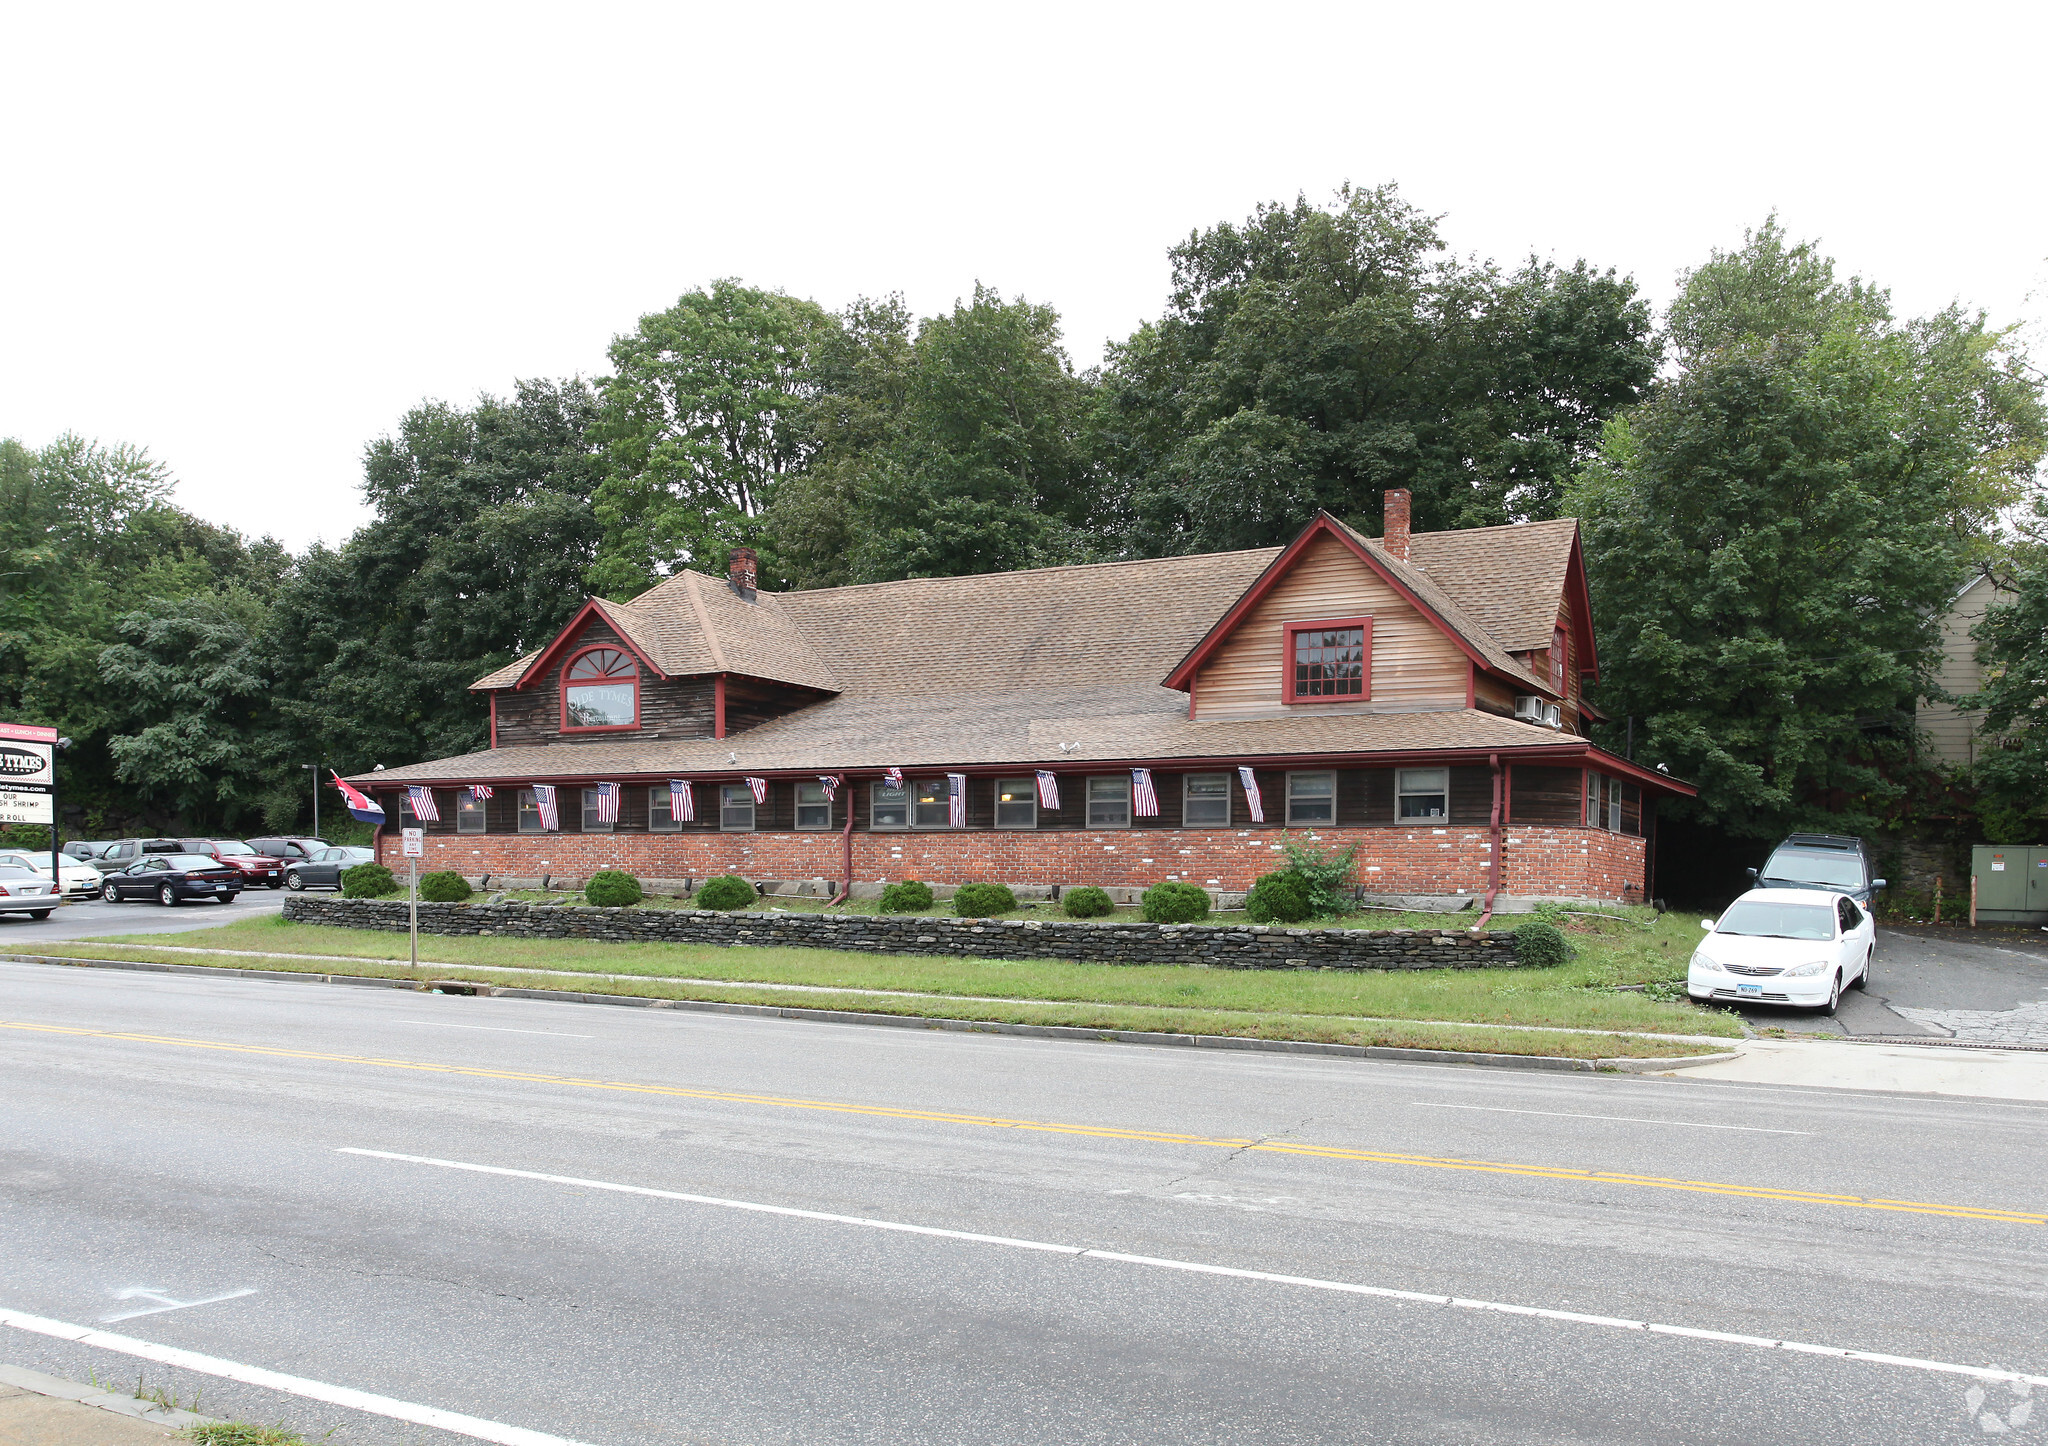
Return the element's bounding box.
[1513,696,1544,723]
[1543,702,1563,729]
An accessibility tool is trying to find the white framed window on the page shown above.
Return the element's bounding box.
[1397,768,1448,821]
[1286,771,1336,825]
[1086,775,1130,829]
[580,788,614,833]
[1607,776,1623,832]
[648,786,681,832]
[456,794,486,834]
[720,784,755,831]
[1182,773,1230,826]
[912,779,953,828]
[396,792,422,825]
[995,779,1036,829]
[1585,770,1603,828]
[871,782,908,830]
[796,782,832,830]
[517,789,547,833]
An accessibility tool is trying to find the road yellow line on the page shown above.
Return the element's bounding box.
[7,1018,2042,1226]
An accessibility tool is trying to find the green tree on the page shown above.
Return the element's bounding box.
[1570,222,2046,839]
[592,281,839,595]
[1094,184,1658,553]
[1965,547,2048,842]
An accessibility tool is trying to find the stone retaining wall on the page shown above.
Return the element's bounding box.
[283,896,1524,970]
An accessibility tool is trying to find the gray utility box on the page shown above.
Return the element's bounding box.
[1972,845,2048,924]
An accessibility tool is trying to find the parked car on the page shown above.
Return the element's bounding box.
[247,836,331,864]
[63,840,116,864]
[1688,887,1875,1015]
[184,839,289,889]
[0,864,59,918]
[97,838,194,869]
[99,853,245,906]
[0,848,102,900]
[1748,833,1886,904]
[285,845,375,891]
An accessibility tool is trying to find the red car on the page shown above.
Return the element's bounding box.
[180,838,290,890]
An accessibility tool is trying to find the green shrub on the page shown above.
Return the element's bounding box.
[585,870,643,907]
[953,882,1018,916]
[1243,870,1311,924]
[1062,885,1115,918]
[1141,880,1211,923]
[1512,919,1572,968]
[878,879,935,913]
[695,874,756,910]
[1277,831,1360,915]
[417,870,473,903]
[341,862,398,898]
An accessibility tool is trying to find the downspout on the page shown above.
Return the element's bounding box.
[829,774,856,905]
[1474,753,1503,933]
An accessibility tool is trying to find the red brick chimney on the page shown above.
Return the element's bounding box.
[727,547,758,597]
[1382,489,1411,562]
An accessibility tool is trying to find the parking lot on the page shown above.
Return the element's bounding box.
[0,889,288,943]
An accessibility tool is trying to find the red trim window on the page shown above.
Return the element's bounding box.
[1283,617,1371,704]
[1552,624,1569,694]
[560,646,640,732]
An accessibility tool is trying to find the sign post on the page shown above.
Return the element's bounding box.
[401,827,424,972]
[0,723,59,893]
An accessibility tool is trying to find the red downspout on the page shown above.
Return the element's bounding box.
[1475,753,1504,932]
[829,774,856,905]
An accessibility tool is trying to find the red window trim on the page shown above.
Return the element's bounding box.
[558,644,642,734]
[1282,616,1372,705]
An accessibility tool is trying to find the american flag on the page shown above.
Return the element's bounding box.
[818,774,841,801]
[532,784,559,830]
[746,776,768,804]
[406,785,440,822]
[1035,770,1060,810]
[1131,768,1160,817]
[946,773,966,827]
[668,779,695,822]
[468,784,493,801]
[883,766,904,789]
[1238,766,1264,823]
[593,782,620,824]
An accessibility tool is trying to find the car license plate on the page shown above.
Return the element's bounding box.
[1737,983,1763,996]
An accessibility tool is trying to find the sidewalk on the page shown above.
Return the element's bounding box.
[1658,1037,2048,1102]
[0,1363,212,1444]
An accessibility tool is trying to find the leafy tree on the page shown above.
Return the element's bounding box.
[1094,184,1658,554]
[1965,551,2048,842]
[1570,221,2046,839]
[592,281,839,595]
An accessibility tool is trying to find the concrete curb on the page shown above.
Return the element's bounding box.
[0,1361,223,1429]
[3,952,1738,1076]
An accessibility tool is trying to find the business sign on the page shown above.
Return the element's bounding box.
[0,722,55,824]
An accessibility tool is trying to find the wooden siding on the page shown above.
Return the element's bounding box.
[492,616,718,748]
[725,676,833,736]
[1511,765,1583,825]
[1192,532,1469,719]
[1917,576,2005,768]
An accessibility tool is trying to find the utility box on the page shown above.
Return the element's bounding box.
[1972,845,2048,924]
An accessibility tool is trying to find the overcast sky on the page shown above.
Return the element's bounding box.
[5,0,2042,552]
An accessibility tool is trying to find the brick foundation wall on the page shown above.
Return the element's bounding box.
[283,896,1524,970]
[376,824,1646,902]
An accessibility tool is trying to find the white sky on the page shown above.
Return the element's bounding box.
[4,0,2042,552]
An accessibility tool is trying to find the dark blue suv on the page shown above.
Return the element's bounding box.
[1750,833,1886,905]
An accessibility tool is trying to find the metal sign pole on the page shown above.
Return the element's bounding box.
[401,826,424,974]
[410,853,419,973]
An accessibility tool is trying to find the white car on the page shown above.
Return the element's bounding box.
[1687,887,1874,1015]
[0,849,100,901]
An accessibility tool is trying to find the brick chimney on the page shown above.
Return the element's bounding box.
[727,547,758,598]
[1382,489,1411,562]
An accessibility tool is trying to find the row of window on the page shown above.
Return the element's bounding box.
[1584,771,1640,832]
[411,769,1462,834]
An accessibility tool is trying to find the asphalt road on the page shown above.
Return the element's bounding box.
[3,961,2046,1445]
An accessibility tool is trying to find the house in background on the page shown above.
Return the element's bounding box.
[1917,573,2012,769]
[351,491,1694,904]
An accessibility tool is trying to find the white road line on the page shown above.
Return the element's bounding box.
[344,1146,2048,1392]
[0,1308,600,1446]
[396,1022,593,1037]
[101,1287,257,1323]
[1415,1103,1809,1135]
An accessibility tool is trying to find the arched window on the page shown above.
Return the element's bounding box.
[561,646,639,730]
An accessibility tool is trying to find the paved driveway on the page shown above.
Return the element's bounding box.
[0,890,286,944]
[1721,924,2048,1043]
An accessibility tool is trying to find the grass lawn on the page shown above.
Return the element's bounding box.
[20,907,1742,1055]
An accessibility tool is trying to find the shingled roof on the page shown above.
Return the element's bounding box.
[1410,518,1580,653]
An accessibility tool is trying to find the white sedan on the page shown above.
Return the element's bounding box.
[0,849,102,901]
[1687,887,1874,1015]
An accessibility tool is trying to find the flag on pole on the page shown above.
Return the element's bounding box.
[1035,770,1060,810]
[818,774,841,801]
[532,784,559,830]
[746,776,768,804]
[594,782,621,824]
[1131,768,1159,817]
[468,784,493,801]
[946,772,966,827]
[882,766,904,789]
[1238,766,1264,823]
[668,779,695,822]
[330,772,385,824]
[406,785,440,822]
